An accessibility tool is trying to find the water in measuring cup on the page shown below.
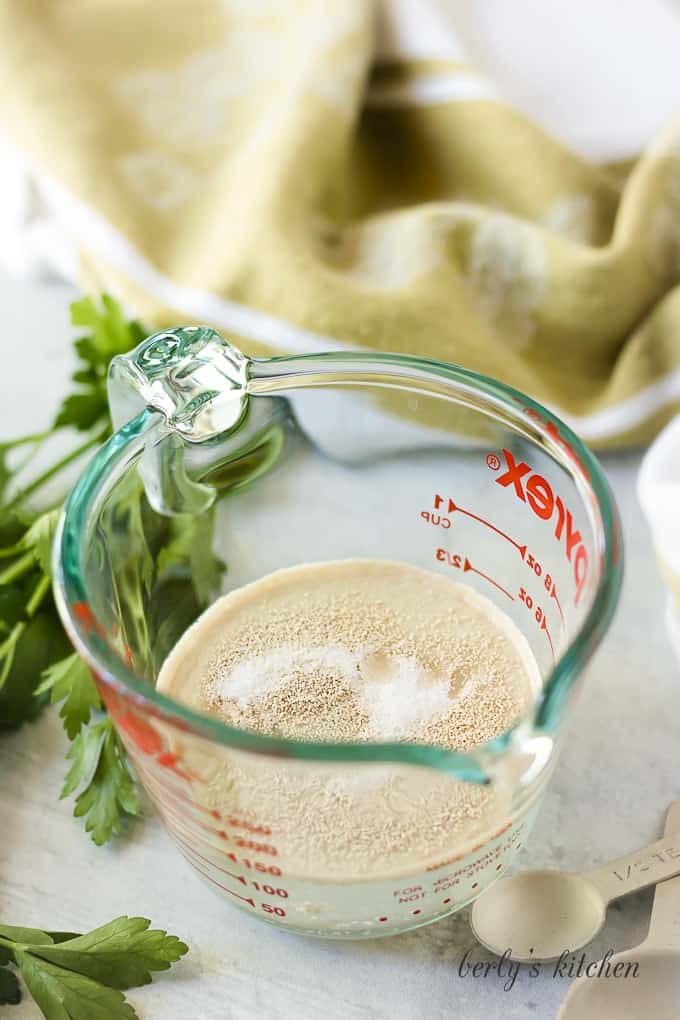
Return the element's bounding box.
[157,561,540,908]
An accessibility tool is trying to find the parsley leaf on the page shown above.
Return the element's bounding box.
[0,508,62,577]
[1,293,226,847]
[0,295,150,842]
[54,295,146,432]
[158,511,225,605]
[71,294,146,360]
[0,925,55,945]
[62,719,141,845]
[0,964,21,1005]
[44,933,81,945]
[15,950,137,1020]
[53,392,108,434]
[0,614,71,731]
[27,917,188,990]
[0,913,187,1018]
[36,654,102,740]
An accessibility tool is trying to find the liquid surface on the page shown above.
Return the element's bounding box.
[158,559,540,749]
[156,560,541,880]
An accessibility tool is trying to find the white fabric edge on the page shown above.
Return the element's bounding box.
[21,160,680,445]
[366,73,499,108]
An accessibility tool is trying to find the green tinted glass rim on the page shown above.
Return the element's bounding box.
[53,350,622,781]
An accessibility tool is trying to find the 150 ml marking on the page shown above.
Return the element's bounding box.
[224,853,282,875]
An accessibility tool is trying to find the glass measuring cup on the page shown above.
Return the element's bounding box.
[53,327,622,938]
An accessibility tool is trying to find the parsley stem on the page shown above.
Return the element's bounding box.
[4,426,109,512]
[26,574,51,618]
[0,622,25,689]
[1,430,52,450]
[0,934,22,950]
[0,550,35,585]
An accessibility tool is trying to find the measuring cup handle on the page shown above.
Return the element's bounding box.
[584,827,680,904]
[646,801,680,948]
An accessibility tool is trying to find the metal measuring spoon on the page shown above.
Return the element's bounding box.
[470,800,680,962]
[558,800,680,1019]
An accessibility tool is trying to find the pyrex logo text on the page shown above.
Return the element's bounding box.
[494,449,588,603]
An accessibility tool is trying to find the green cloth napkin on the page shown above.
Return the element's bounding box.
[1,0,680,445]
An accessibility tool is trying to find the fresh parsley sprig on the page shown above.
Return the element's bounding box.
[0,915,188,1017]
[0,294,224,845]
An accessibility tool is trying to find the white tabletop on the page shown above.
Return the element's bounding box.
[1,273,679,1020]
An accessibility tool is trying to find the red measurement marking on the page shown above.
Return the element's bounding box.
[130,759,221,818]
[155,750,200,782]
[378,916,388,923]
[495,864,503,871]
[185,855,256,908]
[541,614,555,662]
[165,818,284,879]
[176,840,248,885]
[149,793,230,848]
[447,500,527,559]
[463,557,515,601]
[159,796,229,839]
[412,909,422,916]
[443,899,451,905]
[154,802,215,845]
[73,601,102,636]
[551,586,565,626]
[471,882,479,890]
[133,767,233,841]
[163,815,238,857]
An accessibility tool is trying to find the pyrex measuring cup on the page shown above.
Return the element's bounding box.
[53,327,621,937]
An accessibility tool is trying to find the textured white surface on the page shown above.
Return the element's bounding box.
[1,273,680,1019]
